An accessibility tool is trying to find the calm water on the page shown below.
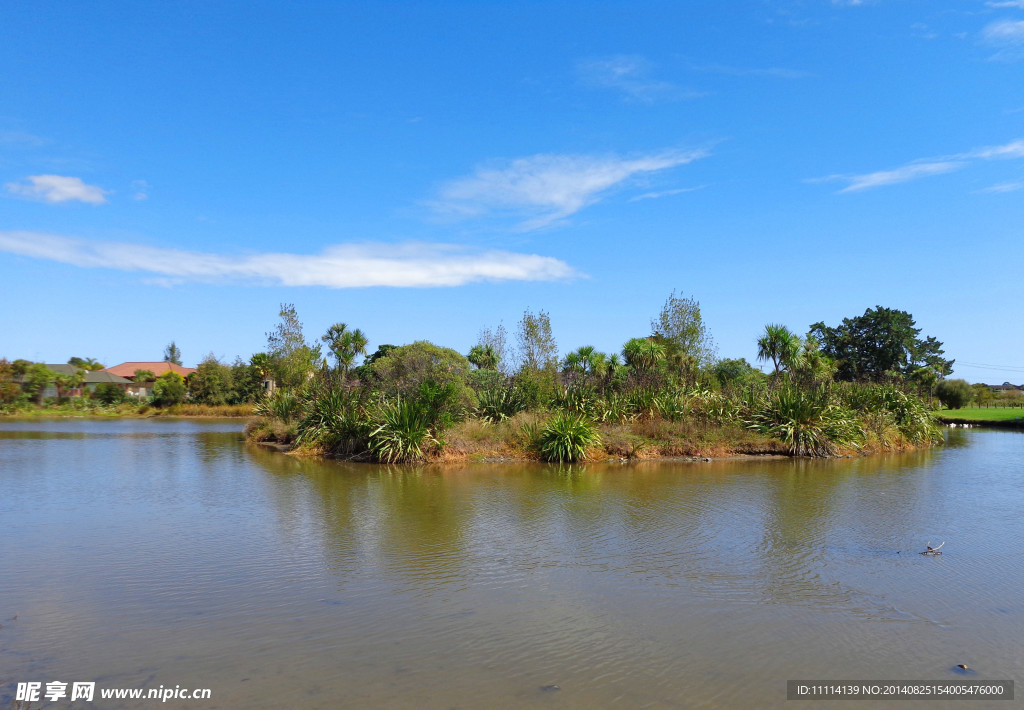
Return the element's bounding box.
[0,420,1021,709]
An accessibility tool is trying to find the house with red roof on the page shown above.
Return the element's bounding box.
[103,361,197,397]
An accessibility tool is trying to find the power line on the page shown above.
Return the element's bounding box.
[957,361,1024,373]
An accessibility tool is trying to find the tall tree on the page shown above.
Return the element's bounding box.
[22,364,55,404]
[267,304,323,388]
[188,354,232,405]
[809,306,953,382]
[651,290,717,368]
[476,323,510,375]
[0,359,21,406]
[515,309,558,373]
[164,342,183,366]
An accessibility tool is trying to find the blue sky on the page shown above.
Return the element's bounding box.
[2,0,1022,383]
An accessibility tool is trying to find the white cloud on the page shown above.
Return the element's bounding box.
[5,175,109,204]
[982,19,1024,60]
[432,149,709,229]
[0,231,579,288]
[983,19,1024,43]
[965,138,1024,159]
[977,181,1024,193]
[577,55,704,103]
[815,137,1024,193]
[629,186,706,202]
[986,2,1024,9]
[820,162,965,193]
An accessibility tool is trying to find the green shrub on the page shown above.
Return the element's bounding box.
[476,385,528,423]
[935,379,973,410]
[254,388,302,423]
[467,368,505,393]
[552,383,599,417]
[868,384,938,443]
[188,355,233,405]
[625,387,660,419]
[747,384,860,457]
[295,382,369,452]
[538,411,601,463]
[512,368,556,409]
[152,372,186,407]
[594,391,633,423]
[91,383,126,405]
[415,378,467,430]
[369,340,477,412]
[368,397,438,463]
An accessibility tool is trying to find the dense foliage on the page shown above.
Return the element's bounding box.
[241,299,949,463]
[152,372,187,407]
[810,306,953,383]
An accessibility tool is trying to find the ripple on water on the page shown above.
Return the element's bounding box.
[3,424,1024,709]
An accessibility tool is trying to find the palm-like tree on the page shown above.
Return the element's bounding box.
[250,352,276,394]
[68,356,105,371]
[321,323,369,380]
[757,324,801,385]
[54,370,85,399]
[622,337,665,372]
[563,345,601,374]
[468,344,499,370]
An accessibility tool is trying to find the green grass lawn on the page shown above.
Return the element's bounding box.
[932,407,1024,423]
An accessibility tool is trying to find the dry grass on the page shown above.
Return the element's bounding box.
[440,412,788,462]
[245,418,298,445]
[153,403,256,417]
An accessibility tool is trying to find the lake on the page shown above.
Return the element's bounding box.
[1,419,1021,708]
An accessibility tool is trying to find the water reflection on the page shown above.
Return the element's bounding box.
[243,444,951,618]
[3,421,1022,710]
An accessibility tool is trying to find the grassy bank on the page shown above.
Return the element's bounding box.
[932,407,1024,428]
[1,401,255,418]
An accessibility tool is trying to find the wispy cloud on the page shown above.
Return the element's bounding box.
[816,162,965,193]
[982,19,1024,60]
[577,55,703,103]
[687,63,811,79]
[5,175,109,204]
[0,130,48,148]
[963,138,1024,159]
[629,186,706,202]
[432,149,709,229]
[983,20,1024,42]
[977,180,1024,193]
[814,138,1024,193]
[986,1,1024,9]
[132,179,150,201]
[0,231,579,288]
